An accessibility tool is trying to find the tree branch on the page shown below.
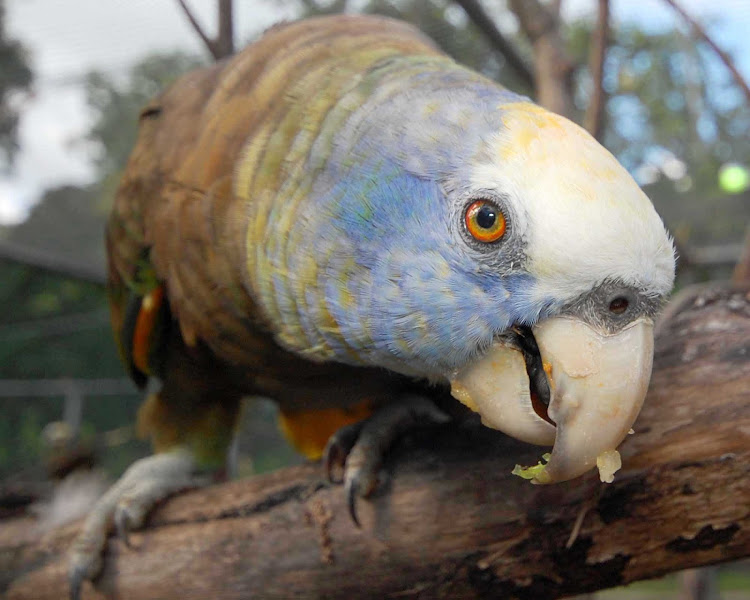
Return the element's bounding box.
[661,0,750,105]
[175,0,234,61]
[2,284,750,599]
[175,0,216,58]
[215,0,235,58]
[507,0,576,117]
[452,0,535,92]
[583,0,610,140]
[657,0,750,290]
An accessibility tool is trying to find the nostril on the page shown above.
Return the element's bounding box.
[609,296,629,314]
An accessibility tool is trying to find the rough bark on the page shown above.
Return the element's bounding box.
[2,283,749,600]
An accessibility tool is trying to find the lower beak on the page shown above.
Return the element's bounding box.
[449,316,654,484]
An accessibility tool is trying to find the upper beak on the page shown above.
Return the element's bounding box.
[449,316,654,484]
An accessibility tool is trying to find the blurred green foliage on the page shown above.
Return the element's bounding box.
[84,52,206,200]
[0,0,32,168]
[0,53,205,478]
[0,258,142,477]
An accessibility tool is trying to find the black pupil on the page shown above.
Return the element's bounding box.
[609,297,629,314]
[476,205,497,229]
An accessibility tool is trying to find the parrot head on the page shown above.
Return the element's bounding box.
[442,102,675,484]
[258,62,675,485]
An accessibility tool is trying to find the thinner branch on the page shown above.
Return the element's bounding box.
[508,0,576,117]
[661,0,750,283]
[216,0,235,58]
[583,0,610,140]
[452,0,535,92]
[175,0,217,58]
[661,0,750,104]
[175,0,234,61]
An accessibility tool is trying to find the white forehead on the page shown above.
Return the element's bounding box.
[471,103,675,304]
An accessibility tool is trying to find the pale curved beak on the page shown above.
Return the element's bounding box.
[449,316,654,484]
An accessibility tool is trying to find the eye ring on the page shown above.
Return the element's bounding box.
[464,199,507,244]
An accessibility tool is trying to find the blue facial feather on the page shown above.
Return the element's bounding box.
[306,164,526,375]
[259,55,545,377]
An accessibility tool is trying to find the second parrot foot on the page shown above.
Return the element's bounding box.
[323,396,451,526]
[68,447,212,600]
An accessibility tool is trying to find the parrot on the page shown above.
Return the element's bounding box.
[69,14,675,598]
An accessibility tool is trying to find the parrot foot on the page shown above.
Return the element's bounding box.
[323,396,450,527]
[68,447,211,600]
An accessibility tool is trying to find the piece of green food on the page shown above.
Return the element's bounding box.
[512,453,552,480]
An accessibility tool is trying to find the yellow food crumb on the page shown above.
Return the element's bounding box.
[512,453,552,481]
[596,449,622,483]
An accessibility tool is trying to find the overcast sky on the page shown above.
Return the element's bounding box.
[1,0,748,224]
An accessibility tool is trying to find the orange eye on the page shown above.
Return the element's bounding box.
[464,200,506,243]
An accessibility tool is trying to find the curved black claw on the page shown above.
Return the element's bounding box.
[325,396,451,528]
[69,567,84,600]
[323,421,364,483]
[344,475,361,528]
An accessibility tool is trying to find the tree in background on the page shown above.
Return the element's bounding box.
[0,0,32,169]
[6,185,106,270]
[565,20,750,276]
[83,52,206,203]
[0,185,138,477]
[0,54,204,479]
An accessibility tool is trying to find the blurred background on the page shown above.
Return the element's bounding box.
[0,1,748,597]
